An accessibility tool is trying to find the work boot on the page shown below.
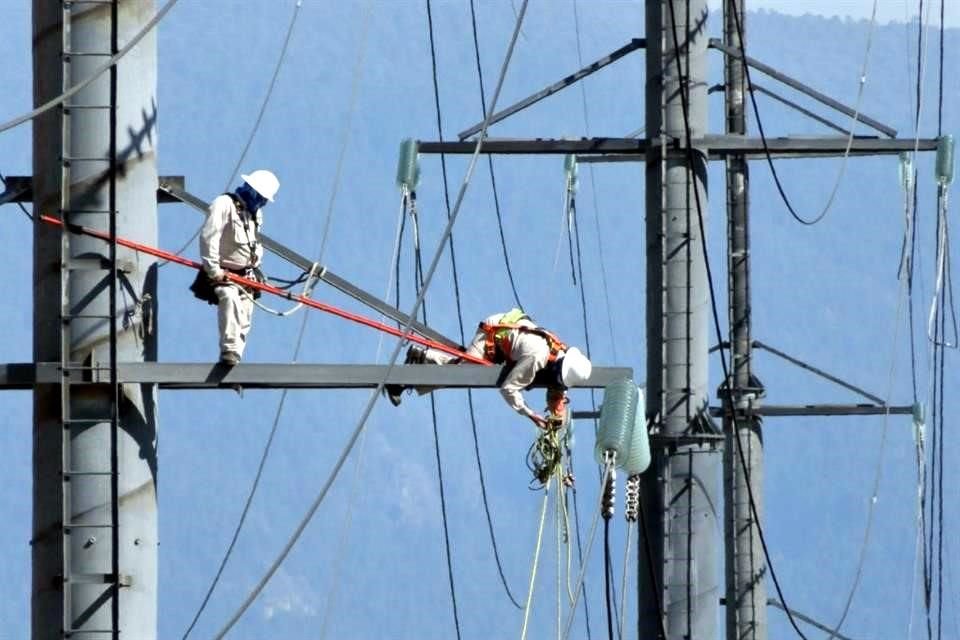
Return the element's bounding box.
[405,344,427,364]
[220,351,241,366]
[385,385,404,406]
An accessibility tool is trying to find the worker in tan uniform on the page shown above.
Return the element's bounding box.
[387,308,592,429]
[192,170,279,365]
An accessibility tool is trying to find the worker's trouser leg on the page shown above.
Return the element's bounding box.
[423,348,460,365]
[215,283,254,358]
[411,347,463,395]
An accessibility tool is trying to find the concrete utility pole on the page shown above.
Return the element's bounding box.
[32,1,158,638]
[642,0,720,638]
[721,2,768,638]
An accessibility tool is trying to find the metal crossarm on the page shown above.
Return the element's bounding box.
[456,38,646,140]
[1,362,634,391]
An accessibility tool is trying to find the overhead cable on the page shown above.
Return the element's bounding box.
[666,2,809,637]
[163,0,305,265]
[0,0,180,135]
[571,0,619,363]
[561,463,613,640]
[181,4,371,637]
[318,189,406,640]
[409,176,463,638]
[433,0,524,610]
[730,0,879,226]
[211,2,529,635]
[468,0,525,309]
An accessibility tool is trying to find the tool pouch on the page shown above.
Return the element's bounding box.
[189,270,220,305]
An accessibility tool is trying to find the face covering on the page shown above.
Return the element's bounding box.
[235,183,267,213]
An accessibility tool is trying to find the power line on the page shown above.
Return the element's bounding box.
[162,0,306,265]
[468,0,525,309]
[211,2,529,634]
[571,0,618,363]
[429,0,525,611]
[0,0,181,135]
[667,2,808,637]
[732,0,879,226]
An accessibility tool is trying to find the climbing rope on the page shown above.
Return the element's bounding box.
[520,476,552,640]
[561,459,614,640]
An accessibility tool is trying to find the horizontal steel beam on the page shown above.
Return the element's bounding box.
[0,362,633,390]
[2,175,185,204]
[457,38,645,140]
[156,182,461,350]
[708,38,896,138]
[715,404,914,417]
[419,136,938,158]
[572,403,913,420]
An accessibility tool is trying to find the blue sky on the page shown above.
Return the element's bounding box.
[0,2,957,639]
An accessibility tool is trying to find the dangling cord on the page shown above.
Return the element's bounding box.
[601,466,616,640]
[552,166,578,282]
[561,456,614,640]
[554,439,575,638]
[926,188,957,347]
[521,475,552,640]
[619,474,640,638]
[556,463,564,640]
[253,261,323,316]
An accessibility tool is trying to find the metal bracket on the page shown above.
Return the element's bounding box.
[457,38,645,140]
[1,175,185,205]
[708,38,896,138]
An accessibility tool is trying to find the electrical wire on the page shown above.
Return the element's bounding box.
[603,518,614,640]
[571,0,619,363]
[617,522,633,639]
[0,0,180,135]
[730,0,880,226]
[569,481,595,637]
[318,190,407,640]
[561,463,612,640]
[468,0,525,309]
[409,186,464,639]
[429,0,524,611]
[181,5,369,637]
[666,3,809,637]
[520,478,552,640]
[162,0,305,264]
[211,3,528,635]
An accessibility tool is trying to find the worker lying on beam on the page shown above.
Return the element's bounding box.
[189,170,280,366]
[386,308,592,429]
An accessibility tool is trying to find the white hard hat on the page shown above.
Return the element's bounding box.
[241,169,280,202]
[560,347,592,387]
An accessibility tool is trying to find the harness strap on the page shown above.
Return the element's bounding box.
[479,321,568,363]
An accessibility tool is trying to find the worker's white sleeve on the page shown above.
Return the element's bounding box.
[499,351,547,418]
[465,328,487,359]
[200,196,231,279]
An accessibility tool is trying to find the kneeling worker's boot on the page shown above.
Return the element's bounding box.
[405,344,428,364]
[385,384,404,407]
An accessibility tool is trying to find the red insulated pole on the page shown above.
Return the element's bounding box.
[40,215,490,365]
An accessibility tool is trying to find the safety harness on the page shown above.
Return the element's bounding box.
[478,309,568,364]
[189,193,264,304]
